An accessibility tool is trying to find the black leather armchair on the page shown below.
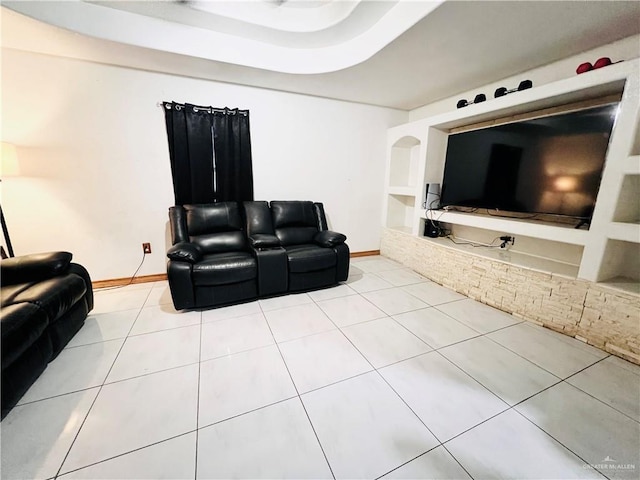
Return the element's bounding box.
[167,202,258,310]
[1,252,93,419]
[270,201,349,291]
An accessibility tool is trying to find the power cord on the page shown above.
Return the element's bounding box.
[94,251,147,292]
[446,235,503,248]
[446,234,515,249]
[424,194,448,238]
[424,201,517,247]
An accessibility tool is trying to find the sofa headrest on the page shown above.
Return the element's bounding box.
[182,202,247,254]
[1,252,72,286]
[271,201,317,229]
[270,201,320,246]
[184,202,243,235]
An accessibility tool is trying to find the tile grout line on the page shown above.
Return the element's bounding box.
[433,305,525,333]
[165,275,634,475]
[18,309,199,406]
[53,288,154,479]
[312,292,451,477]
[258,300,337,480]
[308,283,603,464]
[32,270,635,479]
[21,351,208,409]
[511,408,614,480]
[481,327,607,381]
[439,443,476,480]
[70,292,624,401]
[194,310,203,480]
[330,299,466,479]
[387,313,470,352]
[373,446,444,480]
[125,317,202,338]
[429,352,617,479]
[196,396,299,432]
[330,313,525,373]
[415,348,570,461]
[52,431,197,478]
[432,343,563,412]
[560,356,640,424]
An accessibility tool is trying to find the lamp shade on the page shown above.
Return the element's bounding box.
[1,143,20,177]
[552,175,579,193]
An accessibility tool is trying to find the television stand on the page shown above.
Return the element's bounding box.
[383,59,639,291]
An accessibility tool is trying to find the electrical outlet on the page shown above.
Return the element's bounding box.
[499,236,515,248]
[142,242,151,254]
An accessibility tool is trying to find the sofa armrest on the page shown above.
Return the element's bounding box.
[249,234,281,249]
[313,231,346,247]
[167,260,195,310]
[0,252,73,286]
[167,242,203,264]
[67,263,94,313]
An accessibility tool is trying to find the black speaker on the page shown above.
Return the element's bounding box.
[424,220,441,238]
[425,183,440,210]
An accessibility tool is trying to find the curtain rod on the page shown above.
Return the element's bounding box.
[158,102,249,116]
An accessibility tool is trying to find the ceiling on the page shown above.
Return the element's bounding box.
[2,1,640,110]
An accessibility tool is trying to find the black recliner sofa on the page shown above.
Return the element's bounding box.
[1,252,93,419]
[167,200,349,310]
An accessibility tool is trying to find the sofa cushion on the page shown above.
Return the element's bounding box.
[190,231,247,255]
[285,245,337,273]
[275,227,318,247]
[11,274,87,323]
[271,201,319,246]
[1,302,49,368]
[184,203,248,254]
[1,283,35,308]
[192,252,257,286]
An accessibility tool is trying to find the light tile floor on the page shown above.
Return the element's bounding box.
[2,256,639,480]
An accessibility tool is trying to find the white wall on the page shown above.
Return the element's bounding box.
[409,34,640,121]
[1,49,407,280]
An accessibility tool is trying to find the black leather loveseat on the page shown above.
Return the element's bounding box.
[1,252,93,419]
[167,201,349,310]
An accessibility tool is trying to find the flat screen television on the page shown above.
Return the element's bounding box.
[440,103,619,221]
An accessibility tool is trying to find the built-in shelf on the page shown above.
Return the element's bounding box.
[623,155,640,174]
[631,116,640,156]
[388,186,415,196]
[428,211,589,245]
[612,174,640,223]
[383,62,640,363]
[607,222,640,242]
[388,225,413,234]
[385,59,639,290]
[386,194,415,231]
[389,136,420,189]
[384,134,423,231]
[419,234,579,278]
[598,239,640,286]
[599,276,640,295]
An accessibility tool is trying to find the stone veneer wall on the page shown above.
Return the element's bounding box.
[381,228,640,365]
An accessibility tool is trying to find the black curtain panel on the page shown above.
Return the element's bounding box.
[212,109,254,204]
[163,103,254,205]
